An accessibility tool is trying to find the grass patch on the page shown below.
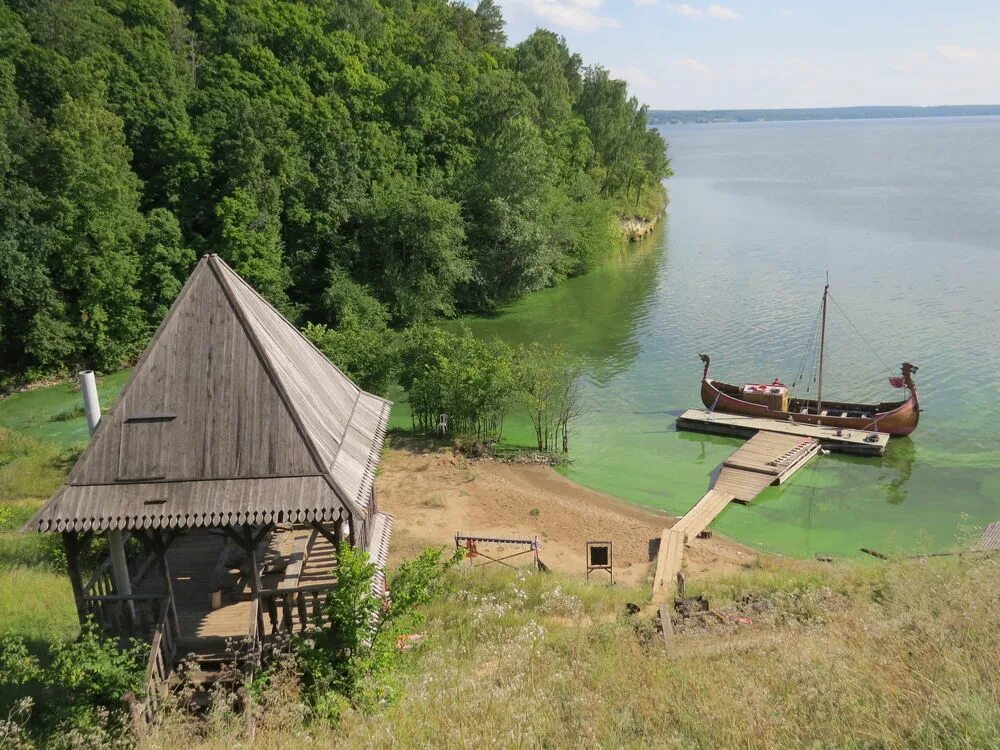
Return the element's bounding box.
[612,181,668,221]
[0,499,43,532]
[334,557,1000,748]
[0,428,79,501]
[0,567,77,642]
[146,555,1000,748]
[0,530,62,571]
[421,493,446,509]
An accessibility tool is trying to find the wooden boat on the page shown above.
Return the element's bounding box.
[698,283,920,437]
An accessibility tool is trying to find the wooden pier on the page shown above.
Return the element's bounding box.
[716,432,820,502]
[971,523,1000,552]
[676,408,889,456]
[652,430,826,602]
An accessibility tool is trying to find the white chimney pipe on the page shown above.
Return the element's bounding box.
[78,371,134,611]
[79,370,101,436]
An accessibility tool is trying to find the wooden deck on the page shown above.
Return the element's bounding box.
[651,432,822,602]
[676,408,889,456]
[717,432,820,502]
[167,527,335,653]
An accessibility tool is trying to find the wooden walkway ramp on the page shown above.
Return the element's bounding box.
[971,522,1000,552]
[652,432,820,602]
[717,432,820,502]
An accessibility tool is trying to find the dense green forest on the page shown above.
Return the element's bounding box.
[0,0,670,382]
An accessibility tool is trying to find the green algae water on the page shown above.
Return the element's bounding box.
[441,117,1000,559]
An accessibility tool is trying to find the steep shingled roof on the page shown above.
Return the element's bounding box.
[29,255,390,533]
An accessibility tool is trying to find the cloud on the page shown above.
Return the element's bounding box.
[667,3,740,20]
[633,0,658,6]
[936,44,987,65]
[673,57,715,78]
[779,57,825,77]
[522,0,620,32]
[667,3,702,18]
[707,4,740,20]
[610,66,657,89]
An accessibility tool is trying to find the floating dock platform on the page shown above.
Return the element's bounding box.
[652,413,890,603]
[675,408,889,456]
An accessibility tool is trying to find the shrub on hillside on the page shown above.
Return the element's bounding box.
[0,620,144,740]
[295,543,461,713]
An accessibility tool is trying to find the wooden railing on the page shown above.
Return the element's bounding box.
[123,594,177,731]
[255,584,331,637]
[82,537,161,638]
[82,532,152,594]
[82,593,170,639]
[82,554,116,600]
[143,595,178,715]
[243,595,263,683]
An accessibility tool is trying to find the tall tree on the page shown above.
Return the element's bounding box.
[40,89,147,370]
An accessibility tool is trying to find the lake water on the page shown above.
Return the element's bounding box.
[452,116,1000,559]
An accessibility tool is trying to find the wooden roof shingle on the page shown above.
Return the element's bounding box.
[29,255,391,533]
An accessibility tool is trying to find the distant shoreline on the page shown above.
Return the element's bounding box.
[649,104,1000,125]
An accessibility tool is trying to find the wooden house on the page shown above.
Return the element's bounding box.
[26,254,393,710]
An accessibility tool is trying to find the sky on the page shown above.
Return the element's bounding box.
[489,0,1000,109]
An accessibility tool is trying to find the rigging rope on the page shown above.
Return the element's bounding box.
[806,329,818,394]
[792,296,823,388]
[826,291,895,374]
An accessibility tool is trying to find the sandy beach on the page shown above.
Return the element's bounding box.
[377,438,760,586]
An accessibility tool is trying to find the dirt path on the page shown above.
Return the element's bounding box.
[376,440,760,586]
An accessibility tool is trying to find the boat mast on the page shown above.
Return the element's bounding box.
[817,276,829,415]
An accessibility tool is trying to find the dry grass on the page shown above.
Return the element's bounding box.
[420,493,447,509]
[142,554,1000,749]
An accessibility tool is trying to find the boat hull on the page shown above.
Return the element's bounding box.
[700,379,920,437]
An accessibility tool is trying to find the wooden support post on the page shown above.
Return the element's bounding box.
[238,686,256,742]
[63,531,88,626]
[658,604,674,647]
[108,529,136,621]
[151,531,180,637]
[123,691,145,736]
[243,526,263,595]
[333,518,344,546]
[310,521,340,550]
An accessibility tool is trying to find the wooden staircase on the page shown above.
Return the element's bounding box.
[168,637,244,711]
[298,530,338,584]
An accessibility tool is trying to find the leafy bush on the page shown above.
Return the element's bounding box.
[518,342,583,451]
[398,327,516,442]
[297,543,460,709]
[0,621,145,735]
[303,322,397,397]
